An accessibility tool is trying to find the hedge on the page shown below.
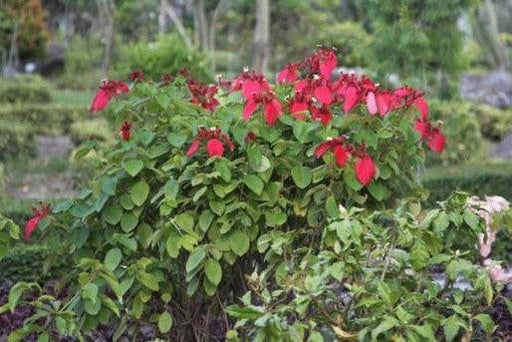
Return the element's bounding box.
[0,77,52,104]
[0,245,69,283]
[0,104,88,159]
[423,162,512,205]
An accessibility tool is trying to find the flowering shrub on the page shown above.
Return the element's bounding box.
[1,49,487,341]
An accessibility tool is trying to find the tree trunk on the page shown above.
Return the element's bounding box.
[97,0,115,78]
[252,0,270,73]
[160,0,193,48]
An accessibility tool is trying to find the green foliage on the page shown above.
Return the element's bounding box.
[0,77,52,104]
[116,34,212,81]
[357,0,479,95]
[70,118,114,145]
[424,162,512,205]
[0,69,431,338]
[227,193,502,341]
[427,100,483,165]
[0,120,35,159]
[468,103,512,141]
[0,213,20,261]
[0,245,69,282]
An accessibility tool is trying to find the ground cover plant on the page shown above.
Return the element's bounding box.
[2,49,512,341]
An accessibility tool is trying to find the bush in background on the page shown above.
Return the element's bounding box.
[116,33,212,82]
[424,162,512,205]
[0,76,51,104]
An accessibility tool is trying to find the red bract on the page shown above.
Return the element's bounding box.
[206,138,224,157]
[355,155,376,186]
[237,72,283,125]
[24,204,50,240]
[277,63,299,84]
[304,48,337,80]
[414,120,446,153]
[161,73,173,84]
[90,80,129,113]
[426,128,446,153]
[129,69,145,82]
[120,121,132,141]
[187,127,234,158]
[314,137,351,168]
[311,106,332,126]
[187,80,220,111]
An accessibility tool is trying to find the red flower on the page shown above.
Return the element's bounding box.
[311,106,332,126]
[90,80,129,113]
[333,144,349,167]
[355,155,376,186]
[178,68,190,78]
[206,138,224,157]
[343,85,358,113]
[414,120,446,153]
[187,80,220,111]
[244,132,257,143]
[314,85,333,105]
[426,128,446,153]
[187,127,234,158]
[120,121,132,141]
[161,73,173,84]
[238,73,283,125]
[304,49,338,80]
[24,204,50,240]
[315,137,351,168]
[129,69,145,82]
[277,63,299,84]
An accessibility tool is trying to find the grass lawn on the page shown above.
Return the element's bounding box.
[51,88,94,107]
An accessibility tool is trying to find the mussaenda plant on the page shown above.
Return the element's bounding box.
[1,48,459,341]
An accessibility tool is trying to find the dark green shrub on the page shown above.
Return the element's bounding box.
[0,245,69,282]
[116,33,212,81]
[0,77,52,104]
[424,163,512,205]
[0,104,86,132]
[70,118,114,145]
[468,103,512,141]
[0,120,35,159]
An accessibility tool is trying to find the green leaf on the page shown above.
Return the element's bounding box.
[463,211,481,231]
[368,182,390,201]
[37,333,49,342]
[186,247,206,273]
[291,166,312,189]
[230,230,250,256]
[199,210,215,232]
[474,313,495,334]
[103,204,123,225]
[371,316,399,339]
[205,259,222,286]
[120,212,138,233]
[137,271,160,291]
[433,211,450,235]
[215,160,232,182]
[81,283,98,302]
[226,305,265,319]
[411,324,436,342]
[104,248,122,271]
[325,195,338,218]
[158,311,173,334]
[166,234,181,258]
[265,210,287,227]
[130,181,150,206]
[175,213,195,232]
[343,167,363,191]
[443,315,465,342]
[209,200,225,216]
[243,175,264,195]
[124,159,144,177]
[247,145,262,170]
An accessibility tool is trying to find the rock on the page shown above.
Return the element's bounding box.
[39,41,65,76]
[35,135,74,159]
[460,70,512,109]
